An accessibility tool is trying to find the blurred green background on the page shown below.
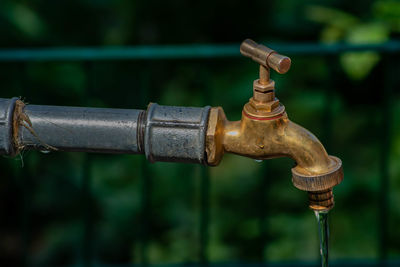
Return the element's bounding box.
[0,0,400,266]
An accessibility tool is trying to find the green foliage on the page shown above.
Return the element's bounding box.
[1,3,46,39]
[307,1,400,80]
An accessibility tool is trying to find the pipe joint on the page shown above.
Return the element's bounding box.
[144,103,211,164]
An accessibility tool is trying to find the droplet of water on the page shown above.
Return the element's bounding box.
[40,150,51,154]
[315,210,329,267]
[254,159,263,163]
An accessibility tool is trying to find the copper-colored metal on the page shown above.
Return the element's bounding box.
[308,189,334,211]
[259,65,270,84]
[252,79,275,103]
[241,39,291,114]
[206,108,342,181]
[206,107,226,165]
[205,106,343,210]
[240,39,291,74]
[206,39,343,211]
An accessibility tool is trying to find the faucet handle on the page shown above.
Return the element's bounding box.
[240,39,291,74]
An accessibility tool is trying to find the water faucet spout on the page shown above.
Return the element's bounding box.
[205,39,343,211]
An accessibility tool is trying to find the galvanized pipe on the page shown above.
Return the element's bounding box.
[0,98,210,164]
[144,103,210,164]
[20,104,145,154]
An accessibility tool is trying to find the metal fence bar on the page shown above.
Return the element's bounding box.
[81,154,93,266]
[199,166,210,265]
[81,62,96,267]
[199,70,212,265]
[17,62,31,267]
[322,55,337,152]
[378,56,394,262]
[0,41,399,62]
[140,159,151,266]
[139,66,152,266]
[320,55,336,265]
[258,163,270,262]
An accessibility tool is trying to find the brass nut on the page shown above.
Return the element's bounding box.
[249,97,279,112]
[243,101,285,119]
[205,107,226,166]
[253,90,275,103]
[253,79,274,92]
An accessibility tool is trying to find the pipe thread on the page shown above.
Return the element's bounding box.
[137,110,146,153]
[308,188,334,211]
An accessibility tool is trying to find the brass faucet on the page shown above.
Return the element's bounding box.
[205,39,343,211]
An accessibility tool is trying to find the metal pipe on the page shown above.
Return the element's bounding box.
[144,103,210,164]
[0,98,211,164]
[20,104,145,154]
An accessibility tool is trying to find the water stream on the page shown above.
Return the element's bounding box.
[315,210,329,267]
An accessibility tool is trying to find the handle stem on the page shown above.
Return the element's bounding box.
[259,65,270,85]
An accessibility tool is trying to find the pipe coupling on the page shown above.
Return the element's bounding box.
[144,103,211,164]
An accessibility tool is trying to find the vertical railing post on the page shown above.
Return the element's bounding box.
[139,64,151,266]
[139,158,151,266]
[81,62,95,267]
[199,68,211,265]
[378,55,394,263]
[199,166,210,265]
[81,61,96,267]
[258,162,270,263]
[81,154,93,266]
[322,55,338,152]
[15,62,32,267]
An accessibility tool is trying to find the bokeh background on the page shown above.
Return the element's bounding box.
[0,0,400,266]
